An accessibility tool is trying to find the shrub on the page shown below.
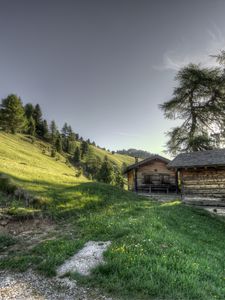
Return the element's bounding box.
[0,174,17,195]
[51,148,56,157]
[0,234,16,252]
[30,196,50,209]
[14,188,31,206]
[75,167,82,177]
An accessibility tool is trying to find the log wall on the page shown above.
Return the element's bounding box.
[136,160,175,186]
[127,159,176,191]
[181,168,225,206]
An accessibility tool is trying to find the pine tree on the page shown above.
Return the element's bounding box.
[81,140,89,158]
[61,122,68,137]
[85,154,101,179]
[160,64,225,155]
[55,134,62,153]
[27,116,36,136]
[0,94,27,133]
[33,104,43,136]
[73,146,81,164]
[24,103,35,119]
[114,170,124,188]
[97,156,114,184]
[65,138,70,153]
[24,103,36,136]
[49,120,57,144]
[67,125,73,138]
[41,119,49,140]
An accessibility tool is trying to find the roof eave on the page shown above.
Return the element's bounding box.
[124,155,171,173]
[169,163,225,169]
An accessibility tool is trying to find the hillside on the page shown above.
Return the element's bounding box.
[90,145,134,167]
[0,132,133,216]
[0,132,133,181]
[0,133,86,209]
[0,133,225,300]
[117,148,153,159]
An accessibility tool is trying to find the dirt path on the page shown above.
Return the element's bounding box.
[0,219,114,300]
[0,269,113,300]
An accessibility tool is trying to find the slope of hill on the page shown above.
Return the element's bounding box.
[0,133,86,199]
[90,145,134,167]
[0,133,133,186]
[117,148,153,159]
[0,133,225,300]
[0,132,133,216]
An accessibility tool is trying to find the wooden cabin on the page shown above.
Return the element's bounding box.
[168,149,225,206]
[124,155,177,193]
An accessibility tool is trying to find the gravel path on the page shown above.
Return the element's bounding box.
[0,270,113,300]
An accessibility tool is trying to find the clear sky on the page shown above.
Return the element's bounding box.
[1,0,225,155]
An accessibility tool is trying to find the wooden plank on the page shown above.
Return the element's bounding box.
[183,180,225,185]
[183,193,225,199]
[183,189,225,195]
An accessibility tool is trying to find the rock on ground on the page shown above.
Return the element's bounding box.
[57,241,111,276]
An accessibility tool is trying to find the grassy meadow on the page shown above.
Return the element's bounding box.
[0,133,225,299]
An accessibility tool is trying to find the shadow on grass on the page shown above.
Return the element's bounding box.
[0,172,141,219]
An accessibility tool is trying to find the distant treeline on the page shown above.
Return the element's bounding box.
[117,148,153,159]
[0,94,125,187]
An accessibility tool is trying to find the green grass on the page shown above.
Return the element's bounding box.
[0,133,225,299]
[89,144,134,168]
[0,234,16,252]
[0,132,87,186]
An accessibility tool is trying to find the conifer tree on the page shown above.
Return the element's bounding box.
[41,119,49,140]
[73,146,81,164]
[24,103,35,119]
[61,122,68,137]
[85,154,101,179]
[27,116,36,136]
[55,133,62,153]
[81,140,89,158]
[49,120,57,144]
[114,170,124,188]
[97,156,114,184]
[0,94,27,133]
[67,125,76,142]
[160,64,225,155]
[67,125,73,137]
[33,104,43,135]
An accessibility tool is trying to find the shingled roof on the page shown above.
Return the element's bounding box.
[168,149,225,169]
[124,155,170,173]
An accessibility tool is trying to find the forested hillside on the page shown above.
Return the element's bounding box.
[117,148,153,159]
[0,94,133,187]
